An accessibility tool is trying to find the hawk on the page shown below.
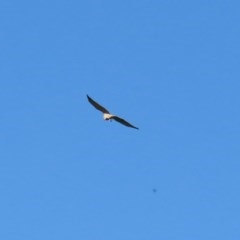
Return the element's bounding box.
[87,95,139,130]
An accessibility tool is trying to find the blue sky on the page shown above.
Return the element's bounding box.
[1,0,240,239]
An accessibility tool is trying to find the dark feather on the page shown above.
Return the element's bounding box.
[112,116,139,129]
[87,95,110,113]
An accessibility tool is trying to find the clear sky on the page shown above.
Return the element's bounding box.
[1,0,240,239]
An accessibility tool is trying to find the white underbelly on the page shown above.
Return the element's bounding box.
[103,113,114,120]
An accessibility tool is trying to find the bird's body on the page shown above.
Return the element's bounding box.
[103,113,114,120]
[87,95,139,130]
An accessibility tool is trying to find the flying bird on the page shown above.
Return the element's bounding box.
[87,95,139,129]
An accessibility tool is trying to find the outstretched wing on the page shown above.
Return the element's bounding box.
[112,116,139,129]
[87,95,110,113]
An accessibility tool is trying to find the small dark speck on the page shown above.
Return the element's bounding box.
[152,188,157,193]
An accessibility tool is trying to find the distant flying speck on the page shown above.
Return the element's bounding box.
[153,188,157,193]
[87,95,139,130]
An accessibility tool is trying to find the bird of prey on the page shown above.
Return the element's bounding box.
[87,95,139,130]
